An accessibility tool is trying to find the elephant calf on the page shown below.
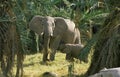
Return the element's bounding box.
[89,67,120,77]
[60,44,84,60]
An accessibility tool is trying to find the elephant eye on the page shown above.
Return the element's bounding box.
[52,23,55,28]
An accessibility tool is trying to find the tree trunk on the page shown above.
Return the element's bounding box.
[0,0,24,77]
[86,8,120,76]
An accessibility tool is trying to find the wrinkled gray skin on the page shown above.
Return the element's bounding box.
[29,15,55,61]
[60,44,84,60]
[89,67,120,77]
[49,17,80,61]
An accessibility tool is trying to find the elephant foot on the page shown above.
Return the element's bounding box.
[43,58,50,62]
[50,58,54,61]
[50,57,55,61]
[43,57,48,61]
[46,59,50,61]
[50,52,56,61]
[66,54,72,60]
[43,53,49,62]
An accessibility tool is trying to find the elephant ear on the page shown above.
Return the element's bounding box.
[53,17,67,37]
[29,15,44,35]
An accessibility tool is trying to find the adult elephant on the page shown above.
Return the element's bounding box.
[49,17,81,61]
[29,15,55,62]
[29,16,81,61]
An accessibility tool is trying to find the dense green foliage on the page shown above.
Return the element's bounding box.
[1,0,120,77]
[86,8,120,76]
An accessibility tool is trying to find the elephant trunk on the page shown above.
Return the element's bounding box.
[44,24,54,37]
[43,35,50,62]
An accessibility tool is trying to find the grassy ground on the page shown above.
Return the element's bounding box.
[20,52,90,77]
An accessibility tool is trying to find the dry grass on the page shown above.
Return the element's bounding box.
[12,52,90,77]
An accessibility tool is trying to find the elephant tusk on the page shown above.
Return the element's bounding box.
[50,33,53,36]
[41,32,44,35]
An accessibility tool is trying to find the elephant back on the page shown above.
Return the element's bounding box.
[54,17,75,36]
[64,19,75,32]
[29,15,44,35]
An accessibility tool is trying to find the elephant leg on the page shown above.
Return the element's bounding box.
[43,50,49,61]
[50,50,57,61]
[50,36,61,61]
[43,36,50,62]
[66,53,73,61]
